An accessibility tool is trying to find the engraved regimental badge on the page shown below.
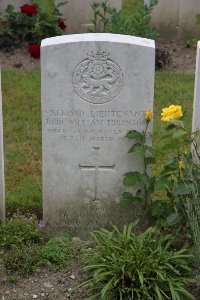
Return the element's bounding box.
[73,51,123,104]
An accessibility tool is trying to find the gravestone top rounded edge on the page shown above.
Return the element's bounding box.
[41,33,155,49]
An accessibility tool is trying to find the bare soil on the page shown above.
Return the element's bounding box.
[0,39,197,73]
[0,39,198,300]
[0,237,90,300]
[0,262,88,300]
[0,47,40,70]
[156,39,196,73]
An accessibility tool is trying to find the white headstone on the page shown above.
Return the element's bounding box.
[145,0,200,39]
[0,0,121,34]
[41,33,155,235]
[0,69,5,223]
[0,0,31,15]
[193,41,200,138]
[55,0,122,34]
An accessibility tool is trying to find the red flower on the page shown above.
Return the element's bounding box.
[58,19,67,31]
[20,4,38,16]
[28,44,40,59]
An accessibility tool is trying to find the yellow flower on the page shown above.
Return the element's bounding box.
[145,110,152,122]
[178,160,184,169]
[161,105,183,122]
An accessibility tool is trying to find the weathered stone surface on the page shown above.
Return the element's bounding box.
[55,0,121,34]
[41,33,155,235]
[193,41,200,140]
[0,0,30,14]
[0,68,5,223]
[145,0,200,39]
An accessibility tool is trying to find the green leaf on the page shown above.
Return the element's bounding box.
[162,141,180,151]
[128,143,157,157]
[166,119,184,129]
[173,181,191,196]
[120,192,143,205]
[33,0,54,14]
[123,172,141,186]
[125,130,143,139]
[5,4,15,14]
[101,278,114,298]
[128,143,145,156]
[169,281,177,300]
[144,156,156,165]
[176,287,195,299]
[150,200,173,218]
[162,132,174,139]
[121,191,144,204]
[167,213,182,226]
[136,269,144,286]
[154,177,172,191]
[172,129,187,139]
[123,172,149,187]
[140,174,151,184]
[145,145,158,156]
[155,284,163,300]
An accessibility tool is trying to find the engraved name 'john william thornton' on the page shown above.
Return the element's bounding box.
[73,51,124,104]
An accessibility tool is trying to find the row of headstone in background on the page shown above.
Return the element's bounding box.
[0,0,32,14]
[145,0,200,39]
[1,0,200,38]
[55,0,121,34]
[41,33,155,236]
[0,69,5,223]
[0,0,121,34]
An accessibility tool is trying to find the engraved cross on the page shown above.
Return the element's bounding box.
[79,147,115,202]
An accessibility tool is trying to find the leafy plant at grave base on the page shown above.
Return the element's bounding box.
[156,48,171,70]
[3,236,73,276]
[77,222,195,300]
[121,109,155,210]
[121,104,200,255]
[186,38,198,49]
[41,236,72,268]
[0,214,44,251]
[0,214,47,276]
[90,0,159,39]
[160,120,200,257]
[0,0,68,58]
[3,243,45,276]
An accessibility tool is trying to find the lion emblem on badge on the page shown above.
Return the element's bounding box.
[73,51,123,104]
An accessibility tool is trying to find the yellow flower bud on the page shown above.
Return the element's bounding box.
[178,160,184,169]
[161,105,183,122]
[145,110,152,122]
[183,147,188,155]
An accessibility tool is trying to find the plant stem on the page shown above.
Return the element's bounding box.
[144,121,150,206]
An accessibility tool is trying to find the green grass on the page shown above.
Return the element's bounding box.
[154,71,194,143]
[1,70,195,212]
[153,71,194,173]
[2,70,42,211]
